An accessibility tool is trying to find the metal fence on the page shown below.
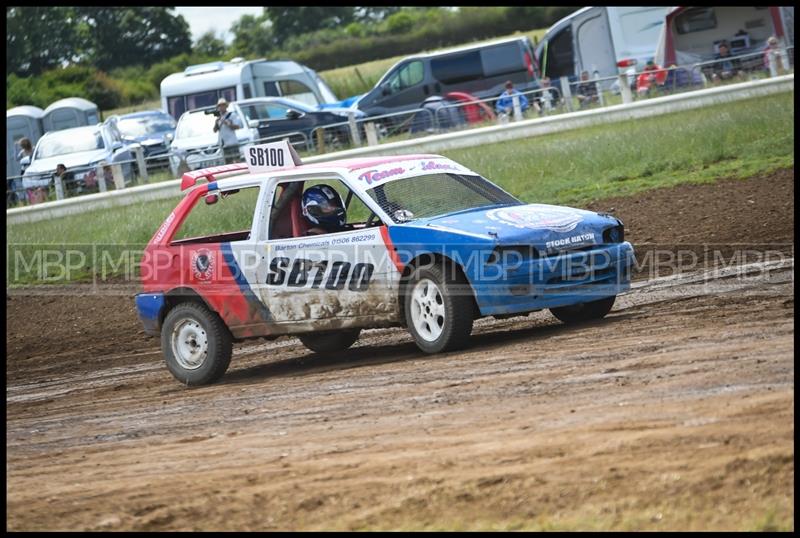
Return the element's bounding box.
[7,45,794,210]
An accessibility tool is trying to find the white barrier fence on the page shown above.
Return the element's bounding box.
[7,74,794,225]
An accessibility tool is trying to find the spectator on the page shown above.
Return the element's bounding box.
[576,71,599,108]
[495,80,530,118]
[21,163,51,206]
[711,41,742,82]
[213,98,242,164]
[535,77,560,114]
[9,137,34,205]
[763,36,787,75]
[636,60,667,97]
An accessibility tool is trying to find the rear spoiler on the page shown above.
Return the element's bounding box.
[180,163,249,191]
[179,143,304,191]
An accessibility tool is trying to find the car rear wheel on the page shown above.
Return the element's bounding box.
[161,302,232,386]
[404,263,474,354]
[550,295,616,324]
[298,329,361,354]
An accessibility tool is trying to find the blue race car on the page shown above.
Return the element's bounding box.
[136,151,634,385]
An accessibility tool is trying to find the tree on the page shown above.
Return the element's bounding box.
[7,7,81,76]
[194,31,227,58]
[75,7,192,71]
[265,7,355,47]
[229,13,274,57]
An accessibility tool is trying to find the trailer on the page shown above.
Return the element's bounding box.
[160,58,339,120]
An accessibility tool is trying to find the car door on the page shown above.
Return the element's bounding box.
[251,176,400,332]
[374,60,428,112]
[257,103,315,148]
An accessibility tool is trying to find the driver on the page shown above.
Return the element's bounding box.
[301,184,347,235]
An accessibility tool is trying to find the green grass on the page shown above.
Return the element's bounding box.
[7,91,793,285]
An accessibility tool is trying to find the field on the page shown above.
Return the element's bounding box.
[6,168,794,530]
[8,92,795,286]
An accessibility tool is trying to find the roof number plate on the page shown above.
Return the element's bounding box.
[244,140,296,174]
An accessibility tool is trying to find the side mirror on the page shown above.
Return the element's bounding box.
[165,132,174,143]
[248,119,260,128]
[111,140,123,150]
[286,110,302,120]
[381,86,391,96]
[204,193,219,205]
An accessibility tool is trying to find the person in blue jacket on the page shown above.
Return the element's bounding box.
[495,80,529,116]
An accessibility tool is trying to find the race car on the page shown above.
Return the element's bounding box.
[136,143,634,385]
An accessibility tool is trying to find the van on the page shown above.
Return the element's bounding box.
[355,36,538,117]
[535,6,670,85]
[160,58,340,120]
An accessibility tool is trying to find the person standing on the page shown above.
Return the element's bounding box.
[9,137,34,205]
[213,98,242,164]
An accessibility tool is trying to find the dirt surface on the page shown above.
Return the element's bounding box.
[6,169,794,531]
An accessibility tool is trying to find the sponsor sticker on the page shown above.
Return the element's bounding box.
[486,205,583,232]
[191,248,215,281]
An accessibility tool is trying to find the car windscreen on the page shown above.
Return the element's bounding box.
[366,173,521,223]
[175,112,216,139]
[117,114,176,137]
[35,128,105,159]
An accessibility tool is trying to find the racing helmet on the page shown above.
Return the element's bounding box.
[301,184,346,230]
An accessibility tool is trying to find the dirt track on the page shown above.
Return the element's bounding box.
[6,169,794,530]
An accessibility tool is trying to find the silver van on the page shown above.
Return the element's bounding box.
[355,36,538,117]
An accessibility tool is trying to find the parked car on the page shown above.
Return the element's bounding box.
[236,97,367,150]
[168,103,257,177]
[136,153,633,385]
[22,123,137,195]
[106,110,176,170]
[355,36,539,121]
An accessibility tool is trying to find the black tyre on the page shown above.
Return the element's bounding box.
[161,301,232,386]
[550,295,616,325]
[298,329,361,354]
[403,262,475,354]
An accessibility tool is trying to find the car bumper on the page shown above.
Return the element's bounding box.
[472,242,635,316]
[135,292,166,335]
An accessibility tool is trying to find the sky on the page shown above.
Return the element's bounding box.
[174,7,264,44]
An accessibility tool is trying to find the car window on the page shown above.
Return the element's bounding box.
[35,128,105,159]
[278,80,317,107]
[431,52,482,85]
[386,61,424,92]
[175,112,216,139]
[172,186,261,243]
[240,103,290,122]
[366,173,520,223]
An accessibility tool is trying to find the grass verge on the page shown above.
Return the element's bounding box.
[7,91,794,286]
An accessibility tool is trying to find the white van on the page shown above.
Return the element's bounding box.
[160,58,339,120]
[535,6,670,84]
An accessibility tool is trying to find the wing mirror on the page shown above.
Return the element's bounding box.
[286,110,302,120]
[204,193,219,205]
[381,86,391,96]
[248,119,260,128]
[111,140,123,151]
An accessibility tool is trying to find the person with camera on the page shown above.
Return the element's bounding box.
[212,98,242,164]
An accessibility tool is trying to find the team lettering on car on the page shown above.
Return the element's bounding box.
[135,140,634,385]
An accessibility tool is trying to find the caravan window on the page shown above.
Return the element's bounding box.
[431,52,482,85]
[675,8,717,35]
[243,83,253,99]
[168,96,186,119]
[544,26,575,79]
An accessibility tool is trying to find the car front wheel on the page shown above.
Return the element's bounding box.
[404,263,474,354]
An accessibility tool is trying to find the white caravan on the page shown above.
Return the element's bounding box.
[535,6,671,82]
[160,58,339,120]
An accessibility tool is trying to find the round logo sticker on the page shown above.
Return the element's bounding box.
[486,205,583,232]
[191,249,215,281]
